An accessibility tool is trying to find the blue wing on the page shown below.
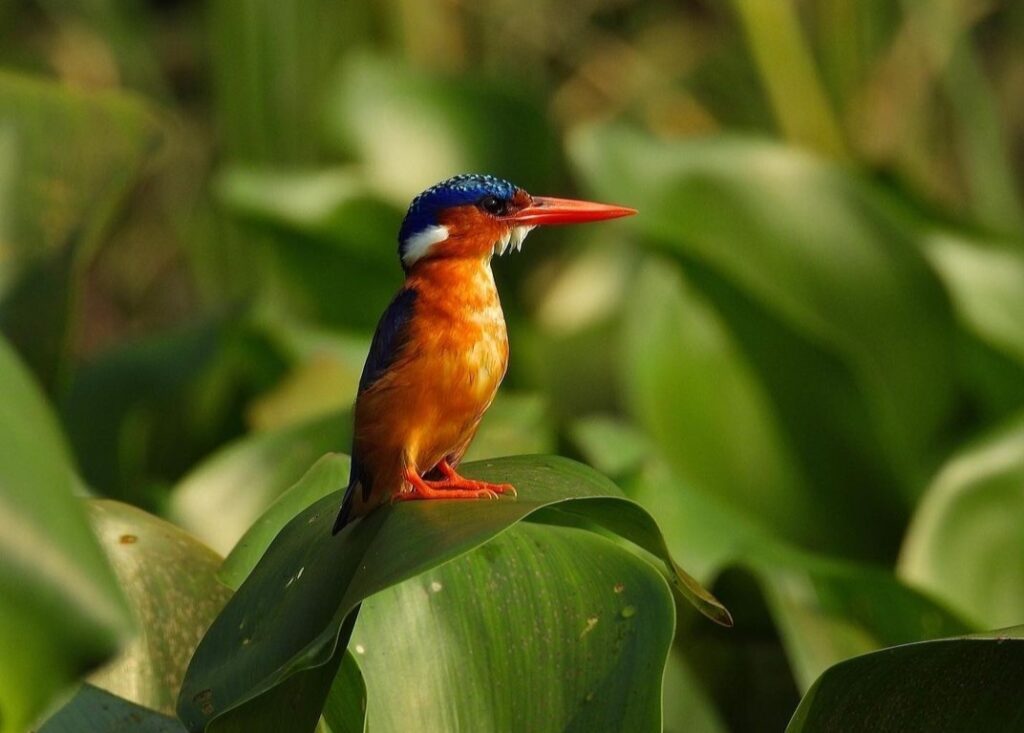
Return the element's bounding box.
[333,287,418,533]
[357,287,418,393]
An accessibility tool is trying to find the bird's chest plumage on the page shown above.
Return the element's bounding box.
[415,265,508,401]
[377,261,508,470]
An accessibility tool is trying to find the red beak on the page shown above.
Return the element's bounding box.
[506,196,637,226]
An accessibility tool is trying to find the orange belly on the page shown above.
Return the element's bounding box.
[352,259,509,508]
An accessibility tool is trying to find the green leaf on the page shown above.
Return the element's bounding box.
[750,547,969,692]
[348,522,674,732]
[0,337,131,733]
[178,455,725,732]
[219,453,351,588]
[462,392,555,462]
[568,414,651,481]
[572,126,956,500]
[661,651,728,733]
[86,500,233,715]
[622,258,820,549]
[321,652,366,733]
[36,684,185,733]
[324,54,560,204]
[0,71,159,386]
[787,629,1024,732]
[899,412,1024,629]
[629,458,968,692]
[169,411,350,556]
[59,318,278,503]
[923,231,1024,367]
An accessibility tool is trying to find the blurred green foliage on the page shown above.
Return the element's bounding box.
[2,0,1024,730]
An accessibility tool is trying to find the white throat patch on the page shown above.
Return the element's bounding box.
[401,224,450,267]
[492,225,535,258]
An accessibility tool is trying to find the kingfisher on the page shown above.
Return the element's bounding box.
[332,174,635,532]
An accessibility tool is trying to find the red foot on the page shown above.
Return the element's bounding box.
[393,461,517,504]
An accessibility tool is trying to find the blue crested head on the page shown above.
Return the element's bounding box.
[398,174,520,265]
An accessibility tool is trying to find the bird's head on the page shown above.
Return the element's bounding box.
[397,174,635,271]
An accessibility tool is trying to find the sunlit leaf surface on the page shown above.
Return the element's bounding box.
[87,501,233,714]
[180,456,723,732]
[348,523,673,732]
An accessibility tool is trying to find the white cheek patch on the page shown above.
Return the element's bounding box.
[491,225,535,258]
[402,224,450,267]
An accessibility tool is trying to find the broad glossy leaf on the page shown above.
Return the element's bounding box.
[623,259,826,550]
[87,500,233,714]
[0,71,159,385]
[324,54,559,203]
[0,337,131,733]
[787,629,1024,732]
[348,522,674,732]
[899,413,1024,628]
[750,547,968,692]
[572,126,955,497]
[36,685,185,733]
[628,458,968,692]
[178,456,725,732]
[169,411,350,555]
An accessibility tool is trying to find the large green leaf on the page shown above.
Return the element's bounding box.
[36,684,185,733]
[625,458,968,692]
[0,337,131,733]
[623,258,828,551]
[169,411,350,555]
[787,629,1024,732]
[218,454,351,587]
[572,126,956,500]
[86,500,233,714]
[347,522,674,732]
[899,412,1024,629]
[0,71,159,386]
[178,455,725,732]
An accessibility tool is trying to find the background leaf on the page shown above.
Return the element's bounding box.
[787,629,1024,732]
[899,412,1024,629]
[0,71,159,387]
[169,411,350,556]
[86,500,233,714]
[0,336,131,733]
[573,126,956,507]
[36,685,185,733]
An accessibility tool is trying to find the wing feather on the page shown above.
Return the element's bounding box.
[332,288,418,532]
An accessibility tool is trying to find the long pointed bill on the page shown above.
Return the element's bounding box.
[506,196,637,226]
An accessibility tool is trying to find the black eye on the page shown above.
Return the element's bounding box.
[479,195,507,216]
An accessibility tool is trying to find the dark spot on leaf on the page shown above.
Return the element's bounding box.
[119,534,137,544]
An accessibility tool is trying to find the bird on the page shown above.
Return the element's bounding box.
[332,174,635,532]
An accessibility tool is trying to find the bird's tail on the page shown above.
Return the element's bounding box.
[332,480,357,534]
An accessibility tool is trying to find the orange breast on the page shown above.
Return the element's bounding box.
[353,258,508,503]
